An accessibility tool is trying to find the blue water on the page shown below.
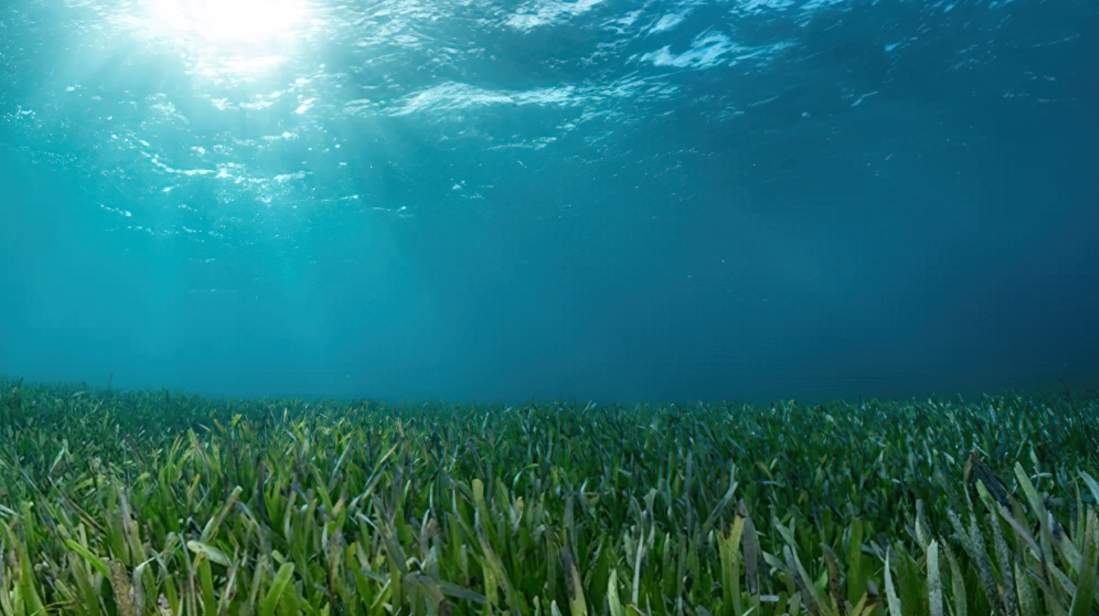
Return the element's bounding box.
[1,0,1097,402]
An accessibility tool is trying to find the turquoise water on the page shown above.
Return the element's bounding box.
[1,0,1096,401]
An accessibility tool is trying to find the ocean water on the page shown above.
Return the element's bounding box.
[0,0,1096,402]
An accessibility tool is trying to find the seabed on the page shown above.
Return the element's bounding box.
[0,380,1097,614]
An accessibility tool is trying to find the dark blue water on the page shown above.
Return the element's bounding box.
[2,0,1097,402]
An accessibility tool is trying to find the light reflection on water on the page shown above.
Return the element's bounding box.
[3,0,1091,239]
[115,0,324,82]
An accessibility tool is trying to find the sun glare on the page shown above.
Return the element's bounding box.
[130,0,314,79]
[144,0,308,46]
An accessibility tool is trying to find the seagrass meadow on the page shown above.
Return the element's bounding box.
[0,381,1098,616]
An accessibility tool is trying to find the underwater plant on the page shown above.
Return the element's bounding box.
[0,380,1097,615]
